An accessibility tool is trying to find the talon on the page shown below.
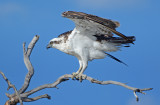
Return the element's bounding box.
[83,74,87,79]
[79,75,82,82]
[72,72,87,82]
[78,73,86,82]
[71,72,78,79]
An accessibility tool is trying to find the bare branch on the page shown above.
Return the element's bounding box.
[133,88,153,101]
[23,75,70,96]
[86,75,153,101]
[22,74,152,101]
[22,94,51,102]
[0,71,23,105]
[26,35,39,57]
[4,100,10,105]
[18,35,39,94]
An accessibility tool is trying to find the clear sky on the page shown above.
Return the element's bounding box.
[0,0,160,105]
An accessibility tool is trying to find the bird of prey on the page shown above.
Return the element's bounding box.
[47,11,135,81]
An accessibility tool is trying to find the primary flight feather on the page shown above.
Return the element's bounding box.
[47,11,135,81]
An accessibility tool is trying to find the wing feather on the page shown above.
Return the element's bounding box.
[62,11,130,41]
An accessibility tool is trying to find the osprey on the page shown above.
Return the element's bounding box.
[47,11,135,81]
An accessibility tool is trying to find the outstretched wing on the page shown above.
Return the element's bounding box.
[62,11,130,40]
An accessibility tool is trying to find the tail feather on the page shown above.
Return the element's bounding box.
[105,52,128,66]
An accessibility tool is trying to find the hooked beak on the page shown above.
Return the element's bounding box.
[46,44,51,49]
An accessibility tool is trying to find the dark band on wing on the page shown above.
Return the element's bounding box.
[94,35,135,44]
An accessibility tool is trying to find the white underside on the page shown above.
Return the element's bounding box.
[50,18,123,75]
[59,28,119,61]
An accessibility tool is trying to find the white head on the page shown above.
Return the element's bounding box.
[47,31,72,51]
[46,37,63,50]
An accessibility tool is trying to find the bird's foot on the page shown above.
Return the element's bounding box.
[78,73,83,82]
[71,72,78,80]
[72,72,87,82]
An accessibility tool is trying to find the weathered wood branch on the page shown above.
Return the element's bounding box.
[22,94,51,102]
[0,35,152,105]
[18,35,39,94]
[0,36,40,105]
[0,71,23,105]
[22,74,152,102]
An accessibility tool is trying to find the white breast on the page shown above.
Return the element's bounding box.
[66,28,119,61]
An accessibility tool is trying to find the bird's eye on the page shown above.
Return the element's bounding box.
[54,41,58,43]
[50,41,54,44]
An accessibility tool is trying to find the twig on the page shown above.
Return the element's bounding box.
[26,35,39,57]
[22,94,51,102]
[0,71,23,105]
[86,75,153,101]
[23,75,70,96]
[18,35,39,94]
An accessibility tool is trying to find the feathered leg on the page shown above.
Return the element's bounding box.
[72,49,88,82]
[71,60,83,79]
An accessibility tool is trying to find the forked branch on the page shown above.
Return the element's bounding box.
[0,71,23,105]
[0,35,152,105]
[18,35,39,94]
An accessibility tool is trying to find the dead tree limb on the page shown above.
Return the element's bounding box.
[18,35,39,94]
[0,71,23,105]
[0,35,40,105]
[0,35,152,105]
[22,74,152,102]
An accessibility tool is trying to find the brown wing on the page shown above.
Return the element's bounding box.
[62,11,131,41]
[62,11,118,29]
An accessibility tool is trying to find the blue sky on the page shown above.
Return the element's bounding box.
[0,0,160,105]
